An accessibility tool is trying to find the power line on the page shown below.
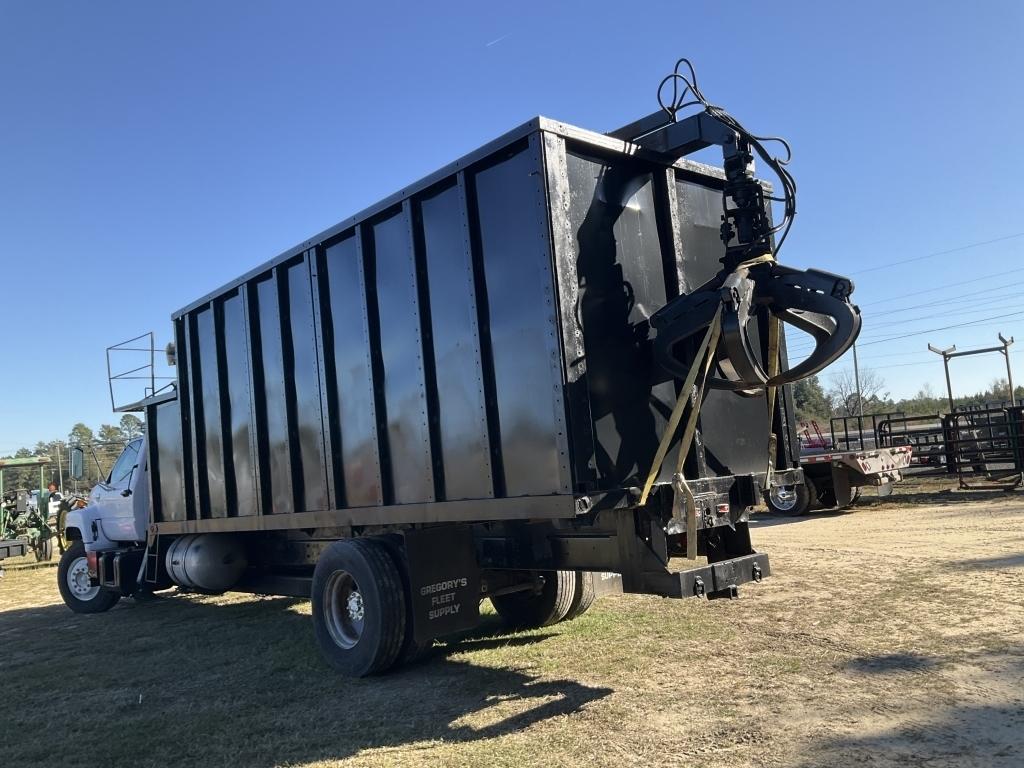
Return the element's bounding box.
[870,281,1024,318]
[793,311,1024,356]
[850,231,1024,275]
[856,303,1024,340]
[786,306,1024,353]
[855,349,939,360]
[862,264,1024,307]
[857,309,1024,347]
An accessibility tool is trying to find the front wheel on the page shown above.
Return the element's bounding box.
[57,542,120,614]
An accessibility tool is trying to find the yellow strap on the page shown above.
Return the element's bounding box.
[763,313,782,489]
[638,251,778,509]
[735,253,776,270]
[638,310,722,506]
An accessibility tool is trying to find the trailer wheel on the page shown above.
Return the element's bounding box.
[766,479,813,516]
[562,572,596,621]
[58,542,120,614]
[491,570,576,629]
[35,534,54,562]
[312,538,406,677]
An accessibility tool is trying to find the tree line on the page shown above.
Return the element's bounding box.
[1,414,144,494]
[793,374,1024,425]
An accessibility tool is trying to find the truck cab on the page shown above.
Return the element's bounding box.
[66,437,148,550]
[60,438,149,612]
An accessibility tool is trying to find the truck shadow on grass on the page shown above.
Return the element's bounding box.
[0,593,612,767]
[794,701,1024,768]
[796,648,1024,767]
[794,651,1024,768]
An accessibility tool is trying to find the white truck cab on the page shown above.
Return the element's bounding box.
[66,437,149,551]
[60,437,149,613]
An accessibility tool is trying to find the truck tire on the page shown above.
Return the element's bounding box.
[491,570,576,629]
[378,538,434,666]
[311,538,406,677]
[56,507,70,554]
[562,571,596,621]
[834,486,862,510]
[766,478,815,516]
[58,542,120,614]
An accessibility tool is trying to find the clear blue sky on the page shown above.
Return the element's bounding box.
[2,1,1022,453]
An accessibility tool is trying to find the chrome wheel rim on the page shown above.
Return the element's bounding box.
[324,570,365,650]
[769,485,798,512]
[67,556,100,601]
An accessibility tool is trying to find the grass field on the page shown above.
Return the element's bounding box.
[2,479,1022,767]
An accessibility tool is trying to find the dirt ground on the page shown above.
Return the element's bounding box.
[1,479,1022,767]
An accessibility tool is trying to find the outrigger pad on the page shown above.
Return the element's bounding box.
[650,263,861,392]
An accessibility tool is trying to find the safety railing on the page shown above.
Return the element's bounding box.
[106,332,176,412]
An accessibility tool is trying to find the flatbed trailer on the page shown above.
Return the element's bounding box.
[59,65,861,675]
[766,444,912,515]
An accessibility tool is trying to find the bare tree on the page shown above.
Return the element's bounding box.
[826,368,891,416]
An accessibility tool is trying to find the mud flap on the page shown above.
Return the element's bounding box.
[831,465,853,507]
[403,526,481,643]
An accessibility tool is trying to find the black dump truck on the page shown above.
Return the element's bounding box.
[60,64,861,676]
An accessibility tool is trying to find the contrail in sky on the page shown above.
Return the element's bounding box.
[486,34,510,47]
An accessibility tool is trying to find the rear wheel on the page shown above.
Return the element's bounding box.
[766,478,814,516]
[491,570,576,629]
[816,485,837,509]
[58,542,120,614]
[834,486,862,510]
[312,538,406,677]
[562,572,596,621]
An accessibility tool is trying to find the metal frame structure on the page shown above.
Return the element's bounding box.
[107,331,176,412]
[928,334,1017,413]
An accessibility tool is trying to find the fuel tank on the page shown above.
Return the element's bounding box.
[165,534,247,592]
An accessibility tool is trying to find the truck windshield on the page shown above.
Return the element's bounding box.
[108,439,142,486]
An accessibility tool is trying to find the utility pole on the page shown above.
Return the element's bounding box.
[851,342,864,438]
[852,342,864,416]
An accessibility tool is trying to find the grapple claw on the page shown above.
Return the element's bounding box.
[650,263,861,392]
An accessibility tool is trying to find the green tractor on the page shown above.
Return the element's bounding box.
[0,456,63,565]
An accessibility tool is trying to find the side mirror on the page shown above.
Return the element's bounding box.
[70,447,85,480]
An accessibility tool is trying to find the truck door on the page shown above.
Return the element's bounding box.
[90,438,146,542]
